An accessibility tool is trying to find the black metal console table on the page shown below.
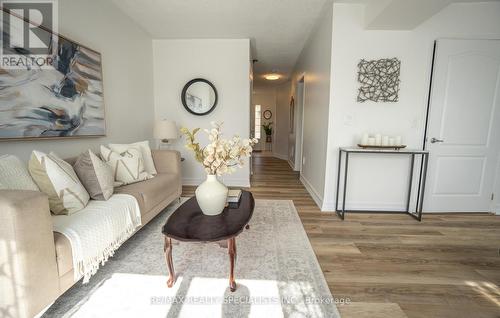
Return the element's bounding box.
[335,147,429,221]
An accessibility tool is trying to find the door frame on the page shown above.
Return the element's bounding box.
[422,40,437,150]
[295,74,306,173]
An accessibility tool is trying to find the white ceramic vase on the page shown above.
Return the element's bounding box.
[195,174,228,216]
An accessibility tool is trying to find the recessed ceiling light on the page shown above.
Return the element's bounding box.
[264,74,280,81]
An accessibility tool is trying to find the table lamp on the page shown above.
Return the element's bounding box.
[154,119,178,148]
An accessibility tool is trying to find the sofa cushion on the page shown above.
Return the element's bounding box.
[74,150,114,200]
[29,151,90,215]
[0,154,39,191]
[114,173,178,214]
[109,141,157,176]
[100,145,152,186]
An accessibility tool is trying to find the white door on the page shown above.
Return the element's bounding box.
[425,39,500,212]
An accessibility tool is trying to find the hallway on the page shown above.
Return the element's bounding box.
[250,154,316,207]
[183,155,500,318]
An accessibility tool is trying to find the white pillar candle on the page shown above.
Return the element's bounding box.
[388,138,395,146]
[382,135,389,146]
[375,133,382,146]
[368,137,376,145]
[395,136,402,146]
[361,133,369,145]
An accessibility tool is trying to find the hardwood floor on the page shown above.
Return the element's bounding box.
[182,154,500,318]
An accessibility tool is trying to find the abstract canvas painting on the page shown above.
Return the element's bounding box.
[0,11,105,139]
[357,58,401,103]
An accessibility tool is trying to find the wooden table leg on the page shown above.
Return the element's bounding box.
[164,236,175,287]
[228,237,237,292]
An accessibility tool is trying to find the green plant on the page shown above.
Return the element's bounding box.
[262,122,273,135]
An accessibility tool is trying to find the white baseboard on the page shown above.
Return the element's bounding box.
[423,210,490,214]
[182,177,250,188]
[299,174,323,209]
[322,201,500,214]
[182,177,204,186]
[222,178,251,188]
[272,153,288,161]
[287,159,295,170]
[322,201,407,212]
[322,200,336,212]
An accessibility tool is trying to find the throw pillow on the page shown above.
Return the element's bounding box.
[29,151,90,215]
[100,145,153,185]
[0,154,39,191]
[108,141,157,175]
[74,150,114,200]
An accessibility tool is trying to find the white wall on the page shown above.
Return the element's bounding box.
[290,0,334,207]
[252,88,276,152]
[153,39,251,187]
[322,2,500,211]
[0,0,155,161]
[275,82,291,161]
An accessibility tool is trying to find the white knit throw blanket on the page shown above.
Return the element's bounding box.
[52,194,142,283]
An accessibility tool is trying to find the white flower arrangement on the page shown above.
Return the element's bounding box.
[180,122,258,176]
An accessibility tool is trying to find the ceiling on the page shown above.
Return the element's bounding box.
[363,0,500,29]
[112,0,328,86]
[112,0,498,87]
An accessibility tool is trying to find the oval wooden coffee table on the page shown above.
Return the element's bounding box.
[162,191,254,292]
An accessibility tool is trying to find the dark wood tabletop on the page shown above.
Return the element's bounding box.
[162,191,255,242]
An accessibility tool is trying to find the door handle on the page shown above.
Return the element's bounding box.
[430,137,444,143]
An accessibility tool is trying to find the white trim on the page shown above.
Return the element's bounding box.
[222,178,251,187]
[295,76,306,174]
[322,200,336,212]
[273,153,288,161]
[492,150,500,215]
[287,159,295,170]
[182,177,204,186]
[423,210,490,214]
[300,174,323,209]
[323,201,407,212]
[182,177,250,188]
[322,200,500,214]
[494,204,500,215]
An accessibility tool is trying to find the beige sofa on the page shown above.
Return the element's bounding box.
[0,149,182,318]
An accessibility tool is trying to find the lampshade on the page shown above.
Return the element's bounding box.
[154,120,178,141]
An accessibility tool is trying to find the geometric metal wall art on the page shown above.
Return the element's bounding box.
[357,58,401,103]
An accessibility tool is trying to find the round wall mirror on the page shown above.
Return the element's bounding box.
[263,110,272,120]
[181,78,218,116]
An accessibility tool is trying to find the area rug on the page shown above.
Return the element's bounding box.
[43,199,340,318]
